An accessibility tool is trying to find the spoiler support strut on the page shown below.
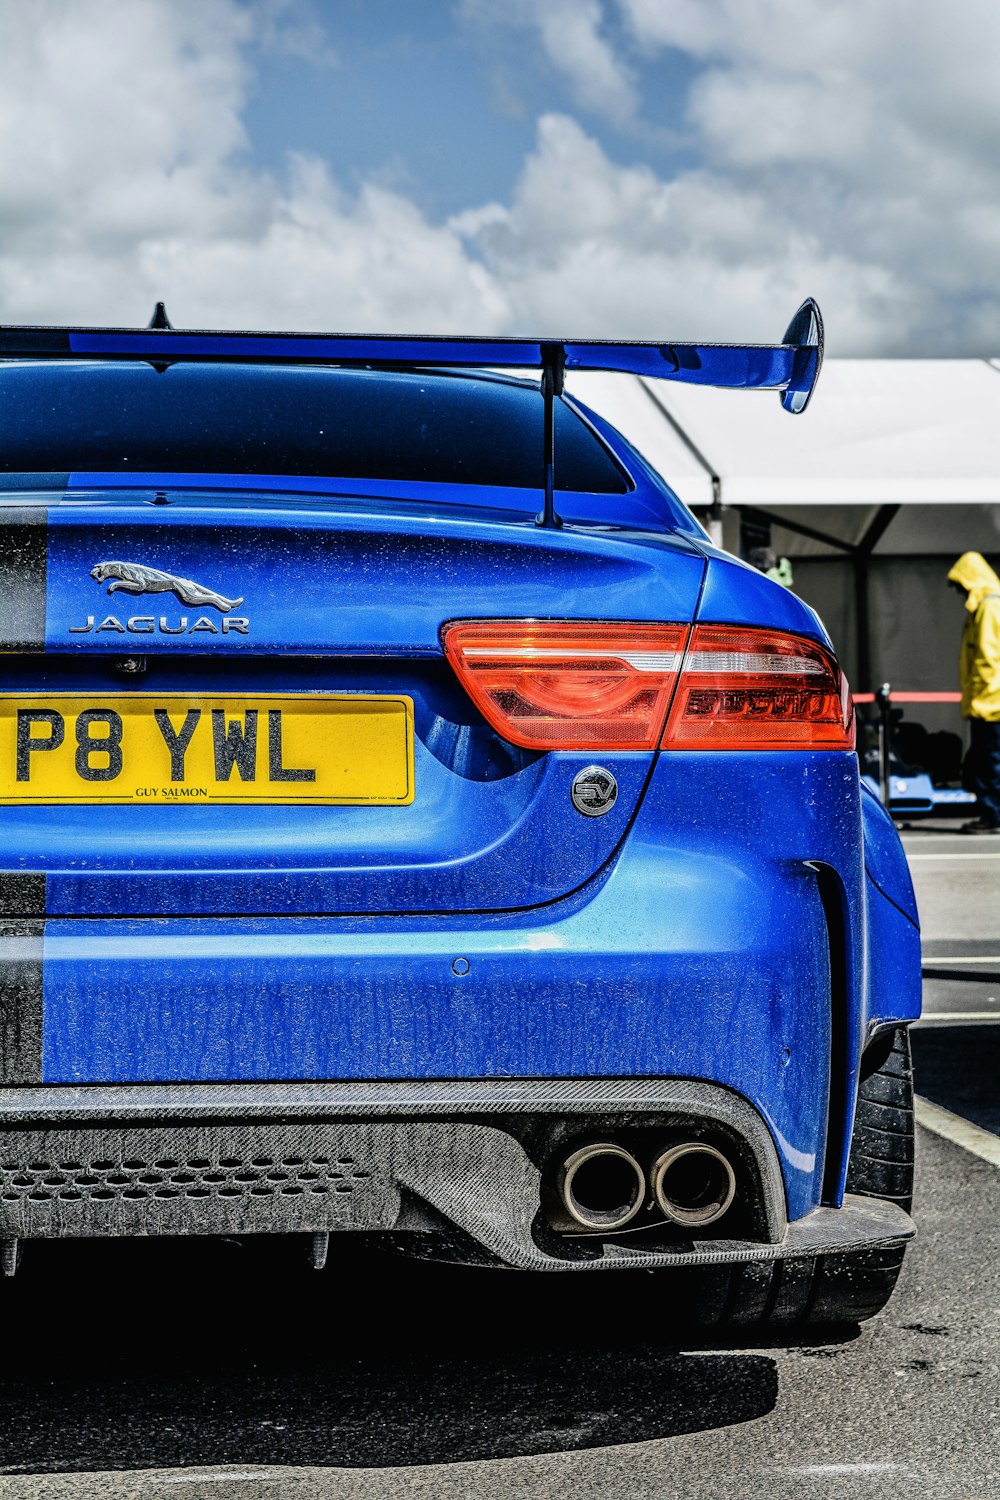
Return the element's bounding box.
[537,342,566,530]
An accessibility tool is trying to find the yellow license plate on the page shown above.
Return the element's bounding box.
[0,694,414,805]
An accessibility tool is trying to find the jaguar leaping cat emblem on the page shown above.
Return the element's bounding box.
[90,561,243,614]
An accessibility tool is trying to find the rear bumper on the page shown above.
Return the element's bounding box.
[1,752,921,1226]
[0,1078,913,1271]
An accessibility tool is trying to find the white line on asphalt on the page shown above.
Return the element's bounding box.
[915,1096,1000,1166]
[778,1465,909,1475]
[906,852,1000,860]
[922,955,1000,963]
[774,1465,910,1476]
[919,1012,1000,1023]
[161,1476,281,1485]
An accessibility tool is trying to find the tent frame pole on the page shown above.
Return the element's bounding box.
[853,505,900,690]
[735,502,900,691]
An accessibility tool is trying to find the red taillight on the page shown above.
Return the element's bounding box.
[441,621,689,750]
[443,621,853,753]
[662,625,854,751]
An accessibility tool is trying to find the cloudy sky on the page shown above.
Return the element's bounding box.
[2,0,999,353]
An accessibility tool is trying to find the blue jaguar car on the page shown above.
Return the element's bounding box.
[0,302,920,1325]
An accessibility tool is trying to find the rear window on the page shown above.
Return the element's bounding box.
[1,362,628,493]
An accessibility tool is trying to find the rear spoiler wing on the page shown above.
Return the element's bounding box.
[0,298,823,528]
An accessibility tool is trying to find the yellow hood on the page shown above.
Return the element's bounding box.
[947,552,1000,613]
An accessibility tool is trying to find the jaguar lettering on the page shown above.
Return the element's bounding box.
[68,615,250,636]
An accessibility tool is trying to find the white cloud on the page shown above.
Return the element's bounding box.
[614,0,1000,350]
[251,0,340,67]
[139,156,509,333]
[0,0,506,330]
[1,0,999,353]
[454,114,905,351]
[460,0,637,126]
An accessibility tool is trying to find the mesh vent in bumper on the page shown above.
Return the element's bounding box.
[1,1152,368,1204]
[0,1125,398,1238]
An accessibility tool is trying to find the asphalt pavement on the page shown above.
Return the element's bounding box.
[1,818,997,1500]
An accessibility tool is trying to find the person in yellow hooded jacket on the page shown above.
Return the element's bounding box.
[947,551,1000,833]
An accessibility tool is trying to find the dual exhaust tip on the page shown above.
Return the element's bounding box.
[555,1139,736,1233]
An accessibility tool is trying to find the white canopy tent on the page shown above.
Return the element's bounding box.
[569,359,1000,513]
[566,359,1000,710]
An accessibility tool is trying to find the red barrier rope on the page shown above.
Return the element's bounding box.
[853,689,967,809]
[852,691,962,704]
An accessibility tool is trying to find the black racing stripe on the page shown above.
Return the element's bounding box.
[0,474,69,492]
[0,329,73,355]
[0,507,47,650]
[0,874,46,917]
[0,919,44,1085]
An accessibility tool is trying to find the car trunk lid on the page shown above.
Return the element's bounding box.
[1,490,706,916]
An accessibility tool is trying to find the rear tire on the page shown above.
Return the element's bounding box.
[686,1028,915,1329]
[844,1027,915,1213]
